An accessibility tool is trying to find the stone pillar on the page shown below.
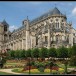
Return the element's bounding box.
[26,32,30,50]
[16,41,18,50]
[13,42,14,50]
[69,27,73,46]
[18,40,20,50]
[14,42,16,50]
[17,41,19,50]
[22,39,26,50]
[19,40,22,50]
[48,24,51,48]
[25,17,30,50]
[22,39,23,50]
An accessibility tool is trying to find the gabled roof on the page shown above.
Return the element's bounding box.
[51,7,63,15]
[30,7,65,24]
[1,20,9,26]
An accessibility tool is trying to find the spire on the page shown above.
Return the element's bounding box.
[2,19,9,26]
[55,3,57,8]
[27,16,28,21]
[26,16,29,31]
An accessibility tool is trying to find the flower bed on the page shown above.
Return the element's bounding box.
[3,65,24,69]
[12,68,64,74]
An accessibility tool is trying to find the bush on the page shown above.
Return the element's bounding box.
[69,56,76,66]
[38,67,45,72]
[44,69,50,73]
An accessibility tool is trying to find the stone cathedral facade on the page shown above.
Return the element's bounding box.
[0,7,76,51]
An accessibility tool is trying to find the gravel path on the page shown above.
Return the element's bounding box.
[0,69,23,75]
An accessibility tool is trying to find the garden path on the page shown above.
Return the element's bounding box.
[0,69,24,75]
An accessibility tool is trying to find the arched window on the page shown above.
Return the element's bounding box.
[45,36,48,42]
[4,25,7,31]
[4,34,7,41]
[36,36,38,45]
[58,23,59,28]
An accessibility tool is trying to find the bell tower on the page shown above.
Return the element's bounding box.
[23,16,31,50]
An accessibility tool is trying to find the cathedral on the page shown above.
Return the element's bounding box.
[0,7,76,51]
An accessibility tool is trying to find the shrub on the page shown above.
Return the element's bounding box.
[25,69,40,73]
[69,56,76,66]
[44,69,50,73]
[38,67,45,72]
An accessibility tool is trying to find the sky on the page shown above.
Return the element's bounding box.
[0,1,76,32]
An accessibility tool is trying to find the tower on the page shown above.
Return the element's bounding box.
[0,20,9,51]
[23,16,31,50]
[69,23,73,46]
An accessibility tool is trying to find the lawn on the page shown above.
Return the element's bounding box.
[0,71,14,75]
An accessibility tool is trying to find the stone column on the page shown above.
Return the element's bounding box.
[24,39,26,50]
[69,27,73,46]
[19,40,21,50]
[48,24,51,48]
[13,42,14,50]
[17,41,19,50]
[14,42,16,50]
[22,39,23,50]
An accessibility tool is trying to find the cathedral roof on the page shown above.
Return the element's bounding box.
[1,20,9,26]
[50,7,63,15]
[30,7,65,24]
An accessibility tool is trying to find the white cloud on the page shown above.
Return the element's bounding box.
[9,25,18,32]
[72,7,76,15]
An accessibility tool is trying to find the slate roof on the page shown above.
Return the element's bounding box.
[12,7,65,33]
[1,20,9,26]
[30,7,65,24]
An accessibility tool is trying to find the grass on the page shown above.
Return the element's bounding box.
[0,71,15,75]
[5,62,25,65]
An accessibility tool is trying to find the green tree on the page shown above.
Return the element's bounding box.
[57,46,68,58]
[20,50,26,59]
[0,57,6,68]
[31,48,39,60]
[14,50,21,59]
[57,46,69,74]
[39,47,48,60]
[69,45,76,66]
[48,48,57,58]
[10,50,15,59]
[67,47,72,57]
[26,49,32,58]
[71,44,76,56]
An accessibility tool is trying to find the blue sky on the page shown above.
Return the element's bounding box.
[0,1,76,31]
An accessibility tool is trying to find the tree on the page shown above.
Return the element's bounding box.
[26,49,32,58]
[67,47,72,57]
[20,50,26,59]
[57,46,68,58]
[39,47,48,61]
[48,48,57,58]
[10,50,15,59]
[0,57,6,68]
[69,45,76,66]
[71,44,76,56]
[31,48,39,60]
[14,50,21,60]
[57,46,69,74]
[7,50,12,59]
